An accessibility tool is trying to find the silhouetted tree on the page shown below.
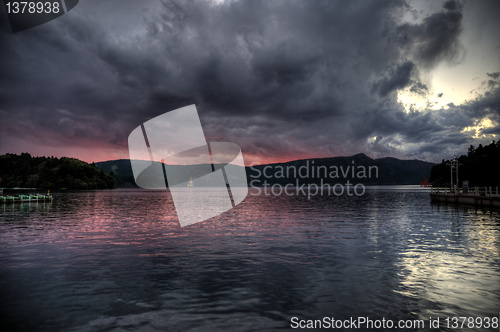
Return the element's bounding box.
[468,145,475,157]
[430,142,500,186]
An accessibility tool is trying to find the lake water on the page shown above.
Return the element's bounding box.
[0,187,499,331]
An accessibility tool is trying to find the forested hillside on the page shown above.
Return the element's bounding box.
[430,141,500,187]
[0,153,117,189]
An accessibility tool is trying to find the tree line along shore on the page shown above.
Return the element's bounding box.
[0,153,117,190]
[430,141,500,187]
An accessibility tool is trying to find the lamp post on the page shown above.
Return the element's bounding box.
[446,158,461,193]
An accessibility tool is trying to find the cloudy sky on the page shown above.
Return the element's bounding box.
[0,0,499,164]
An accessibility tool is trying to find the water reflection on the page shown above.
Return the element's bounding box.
[0,188,498,331]
[396,208,499,320]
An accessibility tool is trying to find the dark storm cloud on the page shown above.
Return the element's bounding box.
[0,0,496,163]
[397,0,464,68]
[443,0,459,11]
[469,74,500,117]
[372,61,415,97]
[486,72,500,90]
[409,82,428,96]
[482,125,500,135]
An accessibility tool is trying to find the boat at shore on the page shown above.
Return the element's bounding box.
[0,193,53,203]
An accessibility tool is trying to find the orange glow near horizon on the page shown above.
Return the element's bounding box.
[1,146,339,166]
[1,133,350,166]
[242,152,329,166]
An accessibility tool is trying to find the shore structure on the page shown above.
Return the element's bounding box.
[430,186,500,208]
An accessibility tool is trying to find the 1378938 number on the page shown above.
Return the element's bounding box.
[5,2,60,14]
[445,316,499,329]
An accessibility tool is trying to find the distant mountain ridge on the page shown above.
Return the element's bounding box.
[96,153,434,187]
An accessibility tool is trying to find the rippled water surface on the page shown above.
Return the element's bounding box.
[0,187,499,331]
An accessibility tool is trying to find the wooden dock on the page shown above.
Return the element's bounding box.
[430,187,500,208]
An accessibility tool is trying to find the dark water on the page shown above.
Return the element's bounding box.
[0,187,499,331]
